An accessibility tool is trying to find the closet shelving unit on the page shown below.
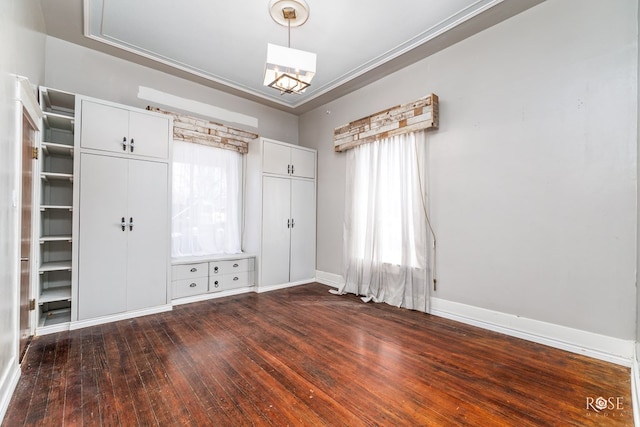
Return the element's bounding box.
[37,87,76,329]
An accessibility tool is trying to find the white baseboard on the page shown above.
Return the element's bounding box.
[70,304,173,330]
[0,358,20,424]
[256,278,315,293]
[430,298,633,366]
[315,270,634,367]
[315,270,342,288]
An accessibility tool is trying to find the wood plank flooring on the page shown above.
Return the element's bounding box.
[3,283,632,426]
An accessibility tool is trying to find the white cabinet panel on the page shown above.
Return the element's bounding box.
[263,140,290,176]
[290,179,316,282]
[291,148,315,179]
[78,154,128,320]
[80,101,129,154]
[263,140,315,179]
[126,159,168,311]
[261,176,292,287]
[78,154,168,320]
[128,111,170,159]
[80,99,169,159]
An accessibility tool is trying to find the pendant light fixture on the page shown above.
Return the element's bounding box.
[264,0,316,95]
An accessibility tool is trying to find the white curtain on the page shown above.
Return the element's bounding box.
[171,141,242,257]
[338,131,430,312]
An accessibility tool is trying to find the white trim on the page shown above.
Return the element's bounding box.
[0,358,20,423]
[315,270,342,288]
[315,270,634,367]
[256,278,315,294]
[632,350,640,426]
[171,286,255,306]
[430,297,633,366]
[69,305,172,331]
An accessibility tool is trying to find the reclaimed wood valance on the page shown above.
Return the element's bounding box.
[147,106,258,154]
[334,93,439,152]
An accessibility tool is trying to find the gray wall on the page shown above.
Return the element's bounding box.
[0,0,45,417]
[300,0,638,340]
[44,37,299,145]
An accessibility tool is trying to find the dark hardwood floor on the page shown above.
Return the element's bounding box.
[3,283,632,426]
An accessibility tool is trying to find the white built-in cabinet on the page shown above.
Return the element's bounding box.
[245,138,316,290]
[75,98,171,321]
[37,87,76,330]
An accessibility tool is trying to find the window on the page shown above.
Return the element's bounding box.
[340,131,430,310]
[171,141,242,257]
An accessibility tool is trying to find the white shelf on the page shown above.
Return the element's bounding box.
[39,261,72,272]
[40,205,73,211]
[40,88,75,116]
[41,172,73,181]
[38,308,71,327]
[43,113,74,132]
[40,235,72,243]
[39,286,72,303]
[42,142,74,157]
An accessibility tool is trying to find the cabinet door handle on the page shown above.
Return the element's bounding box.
[287,218,290,228]
[122,137,127,151]
[130,138,135,153]
[233,263,239,268]
[190,267,197,272]
[291,218,295,228]
[189,283,197,288]
[291,164,294,175]
[129,217,134,231]
[121,217,126,231]
[287,164,291,174]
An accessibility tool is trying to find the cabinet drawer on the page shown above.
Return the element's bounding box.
[172,262,208,280]
[222,272,251,290]
[172,277,208,299]
[221,259,251,274]
[209,261,223,277]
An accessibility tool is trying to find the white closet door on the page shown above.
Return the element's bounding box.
[80,100,129,154]
[261,176,291,287]
[78,153,128,320]
[126,159,168,310]
[290,148,316,179]
[262,141,291,176]
[289,179,316,282]
[128,111,170,159]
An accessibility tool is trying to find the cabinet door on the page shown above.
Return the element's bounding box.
[80,100,129,154]
[128,111,170,159]
[290,179,316,282]
[126,159,169,311]
[78,154,128,320]
[291,147,315,179]
[261,176,291,287]
[263,141,291,176]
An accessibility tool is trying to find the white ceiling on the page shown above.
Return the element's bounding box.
[40,0,544,114]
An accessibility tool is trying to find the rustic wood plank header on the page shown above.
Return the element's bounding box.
[334,93,439,152]
[147,106,258,154]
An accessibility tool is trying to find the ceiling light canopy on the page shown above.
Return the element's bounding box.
[263,0,316,95]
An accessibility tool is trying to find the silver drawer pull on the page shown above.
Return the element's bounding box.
[233,276,239,281]
[233,263,239,268]
[189,283,197,288]
[190,267,197,272]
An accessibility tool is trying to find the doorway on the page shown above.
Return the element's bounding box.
[19,111,36,362]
